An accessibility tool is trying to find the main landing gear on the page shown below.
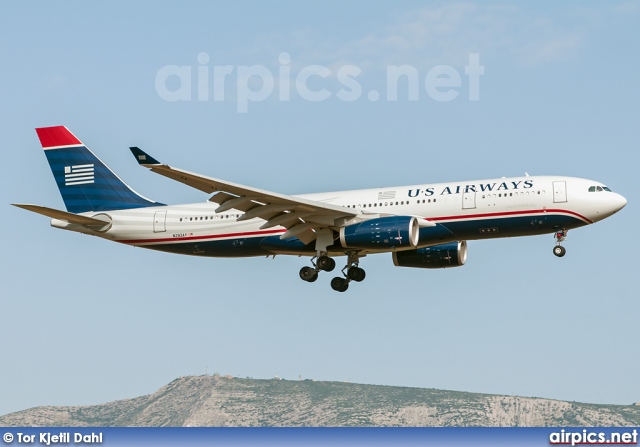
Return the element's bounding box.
[299,254,335,283]
[553,229,568,257]
[299,252,366,292]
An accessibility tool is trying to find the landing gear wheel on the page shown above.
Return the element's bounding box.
[553,246,566,257]
[330,277,349,292]
[317,255,336,272]
[347,266,366,282]
[299,266,318,282]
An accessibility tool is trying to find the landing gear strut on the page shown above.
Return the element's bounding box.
[553,229,567,257]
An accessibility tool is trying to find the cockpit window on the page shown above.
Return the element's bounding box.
[589,185,613,192]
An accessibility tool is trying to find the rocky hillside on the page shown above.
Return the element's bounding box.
[1,376,639,427]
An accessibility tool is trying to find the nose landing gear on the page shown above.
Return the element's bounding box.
[553,230,567,257]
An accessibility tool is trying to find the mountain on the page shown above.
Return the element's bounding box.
[1,376,639,427]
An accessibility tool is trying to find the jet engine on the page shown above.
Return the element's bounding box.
[339,216,419,250]
[392,241,468,269]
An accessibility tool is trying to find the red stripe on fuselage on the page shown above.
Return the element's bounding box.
[117,228,286,245]
[429,208,592,224]
[115,208,591,246]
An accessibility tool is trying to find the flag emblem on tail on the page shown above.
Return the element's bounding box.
[64,164,94,186]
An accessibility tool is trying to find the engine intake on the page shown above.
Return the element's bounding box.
[392,241,467,269]
[340,216,419,250]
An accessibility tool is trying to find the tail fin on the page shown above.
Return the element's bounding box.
[36,126,162,213]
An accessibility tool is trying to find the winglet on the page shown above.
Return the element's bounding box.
[130,147,161,166]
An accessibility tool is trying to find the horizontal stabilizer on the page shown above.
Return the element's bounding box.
[12,204,109,226]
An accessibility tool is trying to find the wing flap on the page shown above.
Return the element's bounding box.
[208,191,237,204]
[259,212,313,230]
[215,196,260,213]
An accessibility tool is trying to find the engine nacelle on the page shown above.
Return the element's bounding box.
[339,216,419,250]
[392,241,468,269]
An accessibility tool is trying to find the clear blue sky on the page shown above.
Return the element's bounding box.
[1,1,639,416]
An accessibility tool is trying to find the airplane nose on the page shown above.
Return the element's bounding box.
[614,193,627,212]
[591,192,627,222]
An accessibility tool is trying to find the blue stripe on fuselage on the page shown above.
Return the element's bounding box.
[134,213,588,258]
[438,214,587,240]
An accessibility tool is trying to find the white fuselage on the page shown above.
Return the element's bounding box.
[52,175,626,258]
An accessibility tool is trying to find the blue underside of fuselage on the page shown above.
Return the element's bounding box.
[142,214,587,258]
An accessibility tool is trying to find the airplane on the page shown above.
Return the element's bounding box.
[13,126,627,292]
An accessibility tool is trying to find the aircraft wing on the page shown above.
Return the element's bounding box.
[129,147,357,244]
